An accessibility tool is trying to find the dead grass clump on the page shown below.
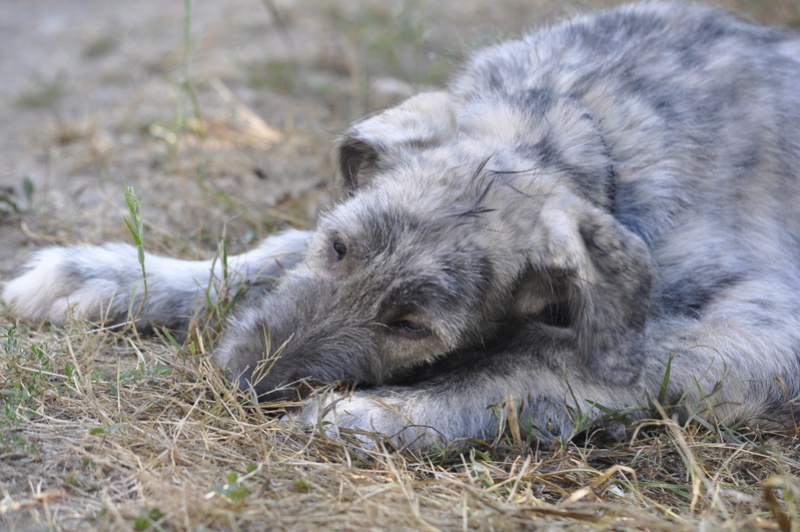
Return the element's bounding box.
[2,314,800,531]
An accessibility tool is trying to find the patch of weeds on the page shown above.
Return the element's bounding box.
[243,57,347,109]
[0,326,65,455]
[201,237,256,333]
[63,472,101,494]
[2,325,21,360]
[133,507,166,531]
[210,473,250,501]
[23,176,34,204]
[458,450,501,490]
[175,0,203,137]
[115,361,172,388]
[344,2,453,86]
[0,188,20,213]
[0,431,36,454]
[89,423,125,436]
[291,479,312,492]
[106,360,173,402]
[16,71,67,109]
[144,1,205,145]
[209,464,262,505]
[1,326,55,424]
[245,59,299,93]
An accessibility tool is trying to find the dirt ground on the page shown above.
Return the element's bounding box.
[0,0,572,272]
[3,0,800,530]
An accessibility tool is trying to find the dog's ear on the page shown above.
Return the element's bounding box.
[333,91,457,194]
[519,205,653,386]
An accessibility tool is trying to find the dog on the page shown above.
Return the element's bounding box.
[5,1,800,448]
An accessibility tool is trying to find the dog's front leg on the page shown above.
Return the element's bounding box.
[2,229,311,332]
[290,352,647,450]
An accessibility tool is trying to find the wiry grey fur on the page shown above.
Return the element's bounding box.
[5,2,800,448]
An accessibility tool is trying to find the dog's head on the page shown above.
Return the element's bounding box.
[216,91,653,402]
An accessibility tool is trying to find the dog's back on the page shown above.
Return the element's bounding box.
[456,2,800,325]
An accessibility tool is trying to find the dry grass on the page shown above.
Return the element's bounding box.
[3,0,800,530]
[3,318,800,530]
[0,316,800,530]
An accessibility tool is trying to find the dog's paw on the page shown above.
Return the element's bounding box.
[288,391,440,449]
[2,244,143,325]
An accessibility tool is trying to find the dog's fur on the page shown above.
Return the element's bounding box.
[5,2,800,448]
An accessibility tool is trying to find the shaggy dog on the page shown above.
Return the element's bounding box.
[5,2,800,447]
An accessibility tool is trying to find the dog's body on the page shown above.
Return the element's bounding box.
[5,2,800,447]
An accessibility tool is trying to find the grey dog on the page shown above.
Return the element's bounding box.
[5,1,800,448]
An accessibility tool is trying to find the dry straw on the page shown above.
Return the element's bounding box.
[2,313,800,530]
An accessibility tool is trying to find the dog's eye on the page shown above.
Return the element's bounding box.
[332,237,347,260]
[389,318,430,338]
